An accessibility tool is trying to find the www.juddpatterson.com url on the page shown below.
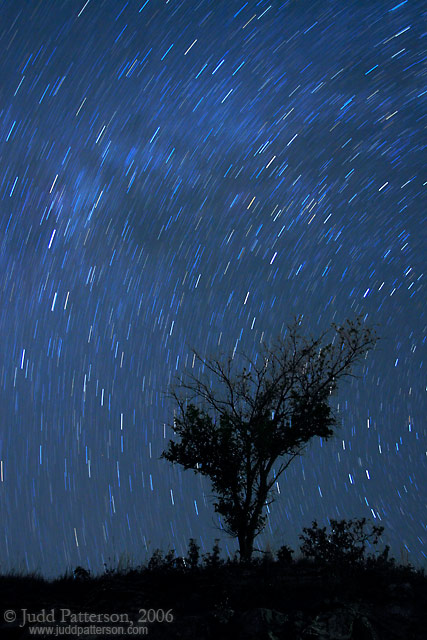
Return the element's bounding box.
[27,624,148,635]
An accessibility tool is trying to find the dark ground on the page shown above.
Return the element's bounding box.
[0,554,425,639]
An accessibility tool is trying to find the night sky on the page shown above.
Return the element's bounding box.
[0,0,425,577]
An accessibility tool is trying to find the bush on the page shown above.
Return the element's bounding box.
[276,544,294,565]
[365,545,397,571]
[73,566,91,580]
[186,538,200,569]
[299,518,384,566]
[147,549,165,571]
[202,539,223,568]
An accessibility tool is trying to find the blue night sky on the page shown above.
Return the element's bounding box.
[0,0,425,577]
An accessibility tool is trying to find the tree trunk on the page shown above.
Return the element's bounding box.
[238,530,254,562]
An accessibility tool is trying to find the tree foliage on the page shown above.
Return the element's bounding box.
[161,317,377,560]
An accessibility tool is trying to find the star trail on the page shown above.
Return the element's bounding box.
[0,0,425,576]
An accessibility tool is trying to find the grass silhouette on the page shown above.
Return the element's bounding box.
[0,523,426,639]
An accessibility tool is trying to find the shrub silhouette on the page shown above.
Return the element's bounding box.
[276,544,294,565]
[299,517,384,566]
[202,539,223,569]
[146,547,184,572]
[186,538,200,569]
[73,566,91,580]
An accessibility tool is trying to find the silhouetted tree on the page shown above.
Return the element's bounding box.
[161,318,377,561]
